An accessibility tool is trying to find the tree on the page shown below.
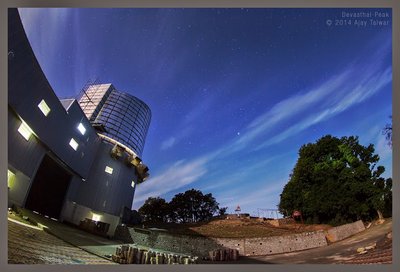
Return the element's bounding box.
[121,207,142,225]
[278,135,390,225]
[382,115,392,148]
[169,189,220,223]
[139,189,221,224]
[168,192,190,223]
[383,178,392,217]
[138,197,170,223]
[218,206,228,216]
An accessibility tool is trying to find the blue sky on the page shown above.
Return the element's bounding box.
[19,8,392,216]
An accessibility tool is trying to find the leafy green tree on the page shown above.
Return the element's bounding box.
[278,135,391,225]
[169,189,220,223]
[138,197,170,223]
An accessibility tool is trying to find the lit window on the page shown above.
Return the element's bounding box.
[69,138,78,151]
[77,123,86,135]
[38,99,51,116]
[131,181,135,188]
[92,213,101,222]
[17,120,33,141]
[105,166,113,174]
[8,170,15,188]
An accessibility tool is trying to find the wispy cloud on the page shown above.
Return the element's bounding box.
[375,131,392,164]
[19,8,71,69]
[159,125,195,151]
[133,156,209,206]
[255,67,392,150]
[161,137,176,150]
[19,8,92,95]
[231,71,351,148]
[200,154,284,192]
[160,92,217,151]
[220,180,286,210]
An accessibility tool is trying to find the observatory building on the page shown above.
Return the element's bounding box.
[78,83,151,157]
[7,9,151,236]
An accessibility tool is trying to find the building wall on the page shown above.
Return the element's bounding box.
[8,108,46,180]
[8,9,100,179]
[61,200,121,237]
[8,108,46,207]
[67,140,137,217]
[8,9,147,233]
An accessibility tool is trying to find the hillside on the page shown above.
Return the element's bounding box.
[143,218,332,238]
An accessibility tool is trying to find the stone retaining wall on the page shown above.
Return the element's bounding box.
[115,227,327,257]
[325,220,365,242]
[115,220,365,258]
[244,231,327,255]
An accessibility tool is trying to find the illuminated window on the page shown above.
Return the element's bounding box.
[92,213,101,222]
[77,123,86,135]
[131,181,135,188]
[105,166,113,174]
[17,120,34,141]
[38,99,51,116]
[69,138,78,151]
[8,170,15,188]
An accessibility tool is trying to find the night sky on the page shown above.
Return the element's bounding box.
[19,8,392,216]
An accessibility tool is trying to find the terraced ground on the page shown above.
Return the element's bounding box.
[143,218,332,238]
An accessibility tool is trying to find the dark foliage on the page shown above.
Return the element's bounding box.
[138,197,170,223]
[121,207,142,225]
[218,206,228,216]
[278,135,392,225]
[382,115,392,148]
[139,189,221,224]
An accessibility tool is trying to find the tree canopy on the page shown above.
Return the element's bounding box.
[382,115,392,148]
[138,197,169,223]
[278,135,392,225]
[138,189,222,224]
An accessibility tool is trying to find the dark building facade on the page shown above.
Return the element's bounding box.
[7,9,150,236]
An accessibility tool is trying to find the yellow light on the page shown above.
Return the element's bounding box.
[17,120,33,141]
[8,169,15,188]
[38,99,51,116]
[131,181,135,188]
[92,213,101,222]
[69,138,79,151]
[105,166,113,174]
